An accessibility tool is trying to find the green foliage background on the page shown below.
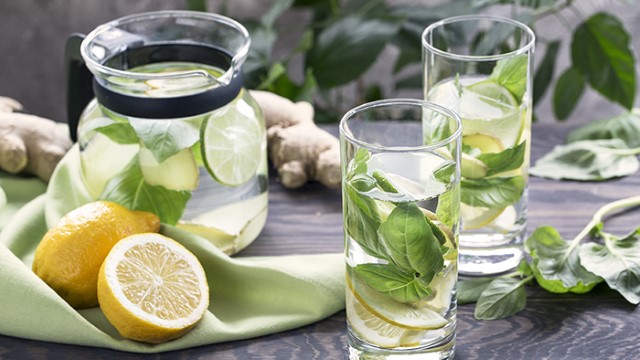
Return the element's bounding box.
[189,0,637,123]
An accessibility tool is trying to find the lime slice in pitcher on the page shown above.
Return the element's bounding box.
[201,105,262,186]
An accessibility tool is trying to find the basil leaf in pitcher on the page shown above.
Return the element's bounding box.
[100,157,192,225]
[378,202,444,276]
[354,263,433,303]
[95,123,139,144]
[461,176,524,208]
[129,118,201,163]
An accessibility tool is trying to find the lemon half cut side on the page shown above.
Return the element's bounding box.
[98,233,209,344]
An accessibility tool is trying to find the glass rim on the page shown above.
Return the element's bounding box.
[339,98,462,152]
[421,14,535,62]
[80,10,250,84]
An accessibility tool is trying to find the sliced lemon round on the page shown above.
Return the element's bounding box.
[415,264,457,314]
[139,147,199,191]
[347,287,419,348]
[97,233,209,344]
[489,205,517,233]
[201,104,263,187]
[347,276,447,331]
[461,81,523,148]
[463,134,505,154]
[461,153,488,179]
[460,203,505,231]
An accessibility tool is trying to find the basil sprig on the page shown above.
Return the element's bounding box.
[459,196,640,321]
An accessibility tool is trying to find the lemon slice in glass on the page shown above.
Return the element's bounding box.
[347,287,419,348]
[348,276,447,331]
[201,104,263,187]
[460,202,505,231]
[461,81,523,148]
[97,233,209,344]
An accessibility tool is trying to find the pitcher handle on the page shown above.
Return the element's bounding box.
[65,33,93,142]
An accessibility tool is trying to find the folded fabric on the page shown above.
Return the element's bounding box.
[0,145,345,353]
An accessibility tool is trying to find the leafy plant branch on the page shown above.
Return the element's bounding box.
[460,195,640,320]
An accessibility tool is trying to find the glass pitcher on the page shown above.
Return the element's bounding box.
[65,11,268,254]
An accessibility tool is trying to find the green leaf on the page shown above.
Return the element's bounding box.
[391,23,424,73]
[436,185,459,228]
[552,67,585,121]
[306,15,400,88]
[186,0,207,12]
[95,122,139,145]
[261,0,294,27]
[490,54,528,101]
[579,227,640,304]
[525,226,602,293]
[474,278,527,320]
[571,13,636,110]
[460,176,524,208]
[378,203,444,276]
[256,62,287,90]
[533,41,561,104]
[100,158,191,225]
[458,277,493,305]
[350,148,371,177]
[477,141,526,176]
[354,263,433,303]
[129,118,200,163]
[344,184,386,259]
[567,110,640,148]
[433,162,456,184]
[243,23,277,88]
[529,139,640,181]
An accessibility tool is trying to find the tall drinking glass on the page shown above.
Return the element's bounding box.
[340,99,461,359]
[422,15,535,276]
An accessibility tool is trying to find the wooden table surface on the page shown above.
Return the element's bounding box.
[1,122,639,360]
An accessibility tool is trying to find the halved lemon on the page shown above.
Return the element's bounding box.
[201,104,263,186]
[347,275,447,331]
[97,233,209,343]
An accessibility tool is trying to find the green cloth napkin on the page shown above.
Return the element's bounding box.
[0,145,345,353]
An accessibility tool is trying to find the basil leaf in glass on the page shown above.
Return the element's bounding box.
[530,139,640,181]
[344,184,387,259]
[354,263,433,303]
[477,141,526,176]
[460,176,524,208]
[579,227,640,304]
[489,54,528,102]
[378,202,444,276]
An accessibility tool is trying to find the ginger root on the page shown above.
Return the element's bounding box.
[0,97,72,181]
[250,90,341,189]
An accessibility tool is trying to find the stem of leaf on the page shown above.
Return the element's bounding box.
[561,196,640,263]
[607,146,640,156]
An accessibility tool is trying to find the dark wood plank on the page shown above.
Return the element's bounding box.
[1,122,639,359]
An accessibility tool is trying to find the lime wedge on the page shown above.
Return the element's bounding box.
[201,105,263,186]
[347,275,448,331]
[460,203,505,231]
[461,81,524,148]
[139,147,199,191]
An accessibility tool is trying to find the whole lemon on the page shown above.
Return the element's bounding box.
[32,201,160,309]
